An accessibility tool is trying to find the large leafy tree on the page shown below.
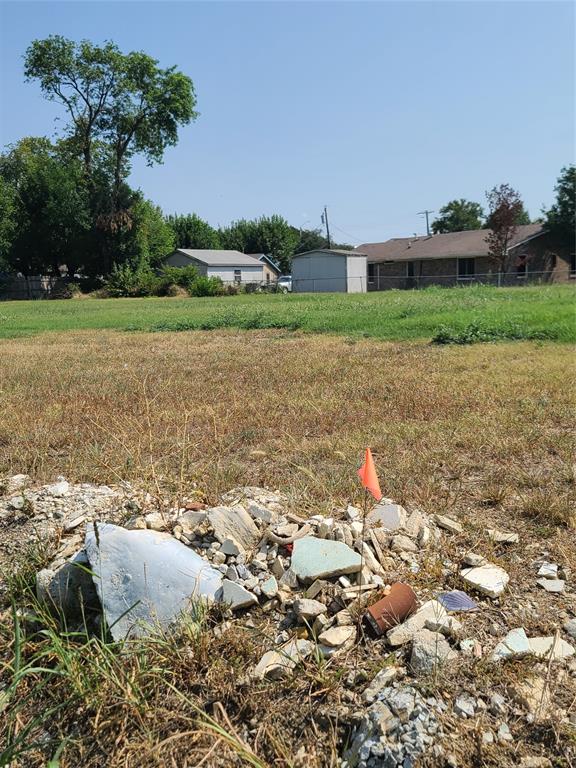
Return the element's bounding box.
[0,138,91,275]
[485,184,526,272]
[167,213,221,249]
[545,165,575,247]
[0,177,17,271]
[431,199,484,234]
[220,215,298,273]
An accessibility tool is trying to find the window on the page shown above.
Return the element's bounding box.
[458,258,475,279]
[266,272,270,284]
[406,262,415,278]
[234,269,241,284]
[571,253,576,278]
[516,260,527,278]
[368,263,376,284]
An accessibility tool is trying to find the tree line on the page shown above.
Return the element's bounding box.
[0,36,573,286]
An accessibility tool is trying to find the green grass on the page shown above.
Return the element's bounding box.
[0,284,574,342]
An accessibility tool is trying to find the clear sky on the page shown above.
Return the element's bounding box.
[0,1,574,243]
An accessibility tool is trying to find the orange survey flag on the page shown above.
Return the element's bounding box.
[358,448,382,501]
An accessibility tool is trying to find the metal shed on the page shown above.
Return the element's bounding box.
[292,249,368,293]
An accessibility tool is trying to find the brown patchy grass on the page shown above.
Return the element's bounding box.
[0,330,575,768]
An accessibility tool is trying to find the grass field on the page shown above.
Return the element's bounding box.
[0,283,574,341]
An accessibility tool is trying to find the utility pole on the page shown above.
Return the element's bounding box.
[417,209,435,236]
[321,206,332,248]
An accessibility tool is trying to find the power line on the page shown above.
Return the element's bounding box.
[321,206,331,248]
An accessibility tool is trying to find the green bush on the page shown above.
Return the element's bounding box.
[105,260,161,298]
[188,276,224,297]
[160,265,199,293]
[432,320,556,345]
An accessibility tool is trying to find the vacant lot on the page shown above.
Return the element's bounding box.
[1,329,575,767]
[1,283,574,341]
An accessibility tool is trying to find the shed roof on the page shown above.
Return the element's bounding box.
[357,224,545,263]
[246,253,282,273]
[293,249,367,258]
[172,249,263,267]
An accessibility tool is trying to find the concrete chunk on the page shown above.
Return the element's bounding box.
[366,502,407,531]
[387,600,448,646]
[207,505,259,552]
[290,536,362,584]
[461,564,509,598]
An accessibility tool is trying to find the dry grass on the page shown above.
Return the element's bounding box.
[0,330,575,767]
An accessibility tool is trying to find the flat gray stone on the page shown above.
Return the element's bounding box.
[85,523,223,640]
[391,534,418,553]
[260,575,278,599]
[537,563,558,579]
[222,579,258,610]
[293,597,327,621]
[366,502,407,531]
[410,629,458,674]
[528,635,575,660]
[253,639,313,679]
[461,564,509,598]
[434,515,463,534]
[290,536,361,584]
[487,528,519,544]
[387,600,448,646]
[564,618,576,639]
[207,505,260,552]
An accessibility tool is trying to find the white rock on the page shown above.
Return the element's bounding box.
[366,502,407,531]
[491,628,531,662]
[434,515,463,534]
[362,667,402,703]
[537,563,558,579]
[5,474,29,493]
[425,615,462,638]
[207,505,259,551]
[563,618,576,639]
[346,505,361,521]
[537,578,565,593]
[390,535,418,553]
[245,499,278,524]
[387,600,448,646]
[293,598,327,621]
[144,512,169,531]
[454,694,476,718]
[44,479,70,497]
[461,564,509,598]
[410,628,458,674]
[318,625,356,656]
[487,528,519,544]
[528,636,575,660]
[462,552,488,567]
[253,639,313,680]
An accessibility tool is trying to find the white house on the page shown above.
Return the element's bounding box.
[292,249,368,293]
[165,249,264,284]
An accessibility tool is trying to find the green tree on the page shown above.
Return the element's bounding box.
[167,213,221,249]
[220,215,298,273]
[25,36,197,209]
[431,199,484,234]
[0,177,17,271]
[128,199,175,268]
[545,165,576,247]
[0,138,91,275]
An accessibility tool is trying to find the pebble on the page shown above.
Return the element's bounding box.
[536,578,565,593]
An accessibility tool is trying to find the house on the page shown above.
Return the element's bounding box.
[164,249,264,285]
[357,224,574,290]
[247,253,282,285]
[292,249,368,293]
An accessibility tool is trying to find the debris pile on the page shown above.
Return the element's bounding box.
[2,476,575,767]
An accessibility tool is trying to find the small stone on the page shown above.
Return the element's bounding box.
[366,502,407,531]
[491,627,532,662]
[346,505,361,521]
[144,512,169,531]
[537,562,558,579]
[434,515,463,534]
[313,613,331,635]
[528,635,575,660]
[335,609,353,626]
[220,537,244,556]
[563,618,576,639]
[481,730,494,744]
[454,694,476,718]
[362,667,402,703]
[489,693,507,715]
[387,600,448,647]
[318,517,334,539]
[391,535,418,553]
[260,576,278,599]
[253,639,313,680]
[245,499,277,524]
[537,578,564,593]
[221,579,258,610]
[271,557,285,579]
[212,551,227,565]
[511,675,550,718]
[425,615,462,638]
[410,629,458,674]
[318,627,356,648]
[44,478,70,497]
[487,528,519,544]
[207,505,259,551]
[462,552,488,567]
[461,564,509,598]
[293,598,327,622]
[497,723,513,743]
[225,565,238,581]
[278,568,299,590]
[5,473,29,493]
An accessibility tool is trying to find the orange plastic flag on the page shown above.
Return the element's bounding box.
[357,448,382,501]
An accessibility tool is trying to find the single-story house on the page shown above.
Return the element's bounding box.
[292,249,368,293]
[247,253,282,284]
[165,249,264,284]
[357,224,574,290]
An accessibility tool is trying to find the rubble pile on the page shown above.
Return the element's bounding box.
[1,476,575,767]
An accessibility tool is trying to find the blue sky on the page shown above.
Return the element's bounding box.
[0,1,574,243]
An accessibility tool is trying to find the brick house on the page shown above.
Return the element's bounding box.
[357,225,575,290]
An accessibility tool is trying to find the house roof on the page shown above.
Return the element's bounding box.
[357,224,545,263]
[172,249,264,267]
[293,249,367,258]
[246,253,282,273]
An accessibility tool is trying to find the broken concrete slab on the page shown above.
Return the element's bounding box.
[318,625,356,657]
[293,598,327,622]
[537,578,565,593]
[390,534,418,553]
[85,523,223,641]
[290,536,361,584]
[491,628,531,662]
[207,505,260,552]
[460,564,509,598]
[410,628,458,674]
[366,502,407,531]
[528,636,575,660]
[487,528,519,544]
[245,499,278,525]
[434,515,463,534]
[222,579,258,610]
[253,638,314,680]
[462,552,489,567]
[387,600,448,646]
[537,563,558,579]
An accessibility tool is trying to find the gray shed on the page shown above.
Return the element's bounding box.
[292,249,368,293]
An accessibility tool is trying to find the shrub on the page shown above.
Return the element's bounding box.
[432,320,556,345]
[188,276,224,297]
[161,265,199,293]
[105,260,161,298]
